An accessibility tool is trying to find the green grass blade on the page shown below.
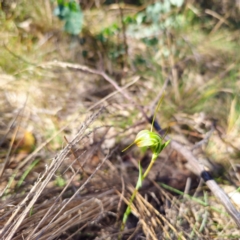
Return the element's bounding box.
[136,161,143,189]
[17,159,39,188]
[151,93,165,132]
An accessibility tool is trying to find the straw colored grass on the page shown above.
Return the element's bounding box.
[1,1,240,239]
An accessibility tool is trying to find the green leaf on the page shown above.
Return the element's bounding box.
[54,0,83,35]
[29,207,34,216]
[123,15,136,24]
[142,37,158,46]
[64,10,83,35]
[146,1,171,23]
[17,159,39,188]
[55,175,66,187]
[170,0,184,8]
[54,4,69,20]
[160,139,171,152]
[136,12,146,25]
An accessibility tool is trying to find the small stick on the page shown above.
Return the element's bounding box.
[63,136,87,176]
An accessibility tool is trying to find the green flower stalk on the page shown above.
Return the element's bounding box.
[121,129,170,230]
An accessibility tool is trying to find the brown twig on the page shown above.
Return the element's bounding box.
[63,135,87,176]
[167,32,180,102]
[191,122,215,151]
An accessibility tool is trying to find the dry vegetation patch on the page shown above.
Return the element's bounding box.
[1,1,240,239]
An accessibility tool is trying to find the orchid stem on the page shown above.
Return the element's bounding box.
[142,156,157,180]
[121,155,157,230]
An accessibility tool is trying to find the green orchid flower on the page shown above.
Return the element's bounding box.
[121,129,170,231]
[120,94,170,234]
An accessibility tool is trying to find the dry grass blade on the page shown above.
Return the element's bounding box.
[0,102,27,179]
[0,108,103,240]
[26,169,81,239]
[30,151,110,240]
[0,126,18,179]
